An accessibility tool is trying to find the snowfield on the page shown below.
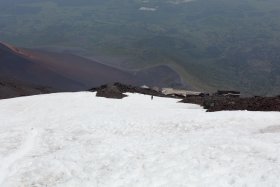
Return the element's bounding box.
[0,92,280,187]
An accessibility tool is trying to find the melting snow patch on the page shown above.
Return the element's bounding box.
[139,7,157,11]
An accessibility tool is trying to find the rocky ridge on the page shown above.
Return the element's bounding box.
[90,83,280,112]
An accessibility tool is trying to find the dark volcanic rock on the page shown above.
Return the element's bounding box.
[90,82,167,99]
[93,83,280,112]
[180,96,206,106]
[181,95,280,112]
[207,96,280,112]
[214,90,240,98]
[96,85,128,99]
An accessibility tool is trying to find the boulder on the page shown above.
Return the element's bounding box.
[96,85,127,99]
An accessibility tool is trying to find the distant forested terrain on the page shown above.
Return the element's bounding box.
[0,0,280,95]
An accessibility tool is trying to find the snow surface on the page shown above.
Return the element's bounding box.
[0,92,280,187]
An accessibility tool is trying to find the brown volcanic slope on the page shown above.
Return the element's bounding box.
[0,42,84,91]
[0,42,183,99]
[0,78,54,99]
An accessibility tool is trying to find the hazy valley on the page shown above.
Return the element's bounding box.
[0,0,280,95]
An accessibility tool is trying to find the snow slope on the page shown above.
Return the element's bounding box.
[0,92,279,187]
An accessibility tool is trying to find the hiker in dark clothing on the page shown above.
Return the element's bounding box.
[151,95,153,100]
